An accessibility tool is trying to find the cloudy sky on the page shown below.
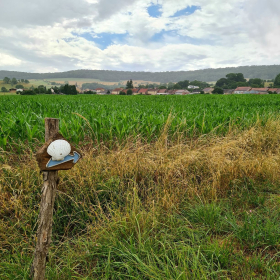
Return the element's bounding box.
[0,0,279,73]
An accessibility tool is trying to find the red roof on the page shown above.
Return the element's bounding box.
[250,88,269,92]
[235,87,251,91]
[138,88,148,93]
[158,89,167,93]
[112,88,123,91]
[95,88,105,90]
[167,90,176,94]
[132,88,139,93]
[268,88,280,92]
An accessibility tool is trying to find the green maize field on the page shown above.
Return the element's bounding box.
[1,94,280,150]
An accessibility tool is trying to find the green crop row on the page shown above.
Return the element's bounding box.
[1,94,280,150]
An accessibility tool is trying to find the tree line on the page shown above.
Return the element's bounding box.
[1,65,280,83]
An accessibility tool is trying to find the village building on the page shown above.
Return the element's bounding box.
[167,90,177,95]
[147,88,159,95]
[132,88,139,95]
[138,88,149,95]
[250,88,269,94]
[191,89,201,94]
[234,87,252,94]
[111,88,123,95]
[203,87,214,94]
[223,89,234,95]
[268,88,280,93]
[188,85,199,89]
[175,90,190,95]
[157,89,168,95]
[9,88,17,93]
[95,88,105,93]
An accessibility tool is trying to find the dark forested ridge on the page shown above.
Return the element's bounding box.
[1,65,280,82]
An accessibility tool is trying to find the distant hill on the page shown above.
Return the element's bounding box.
[1,65,280,83]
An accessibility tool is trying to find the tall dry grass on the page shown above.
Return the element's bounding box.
[1,119,280,278]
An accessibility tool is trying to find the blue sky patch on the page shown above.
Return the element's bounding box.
[148,4,162,18]
[151,30,214,46]
[171,5,200,17]
[73,32,128,50]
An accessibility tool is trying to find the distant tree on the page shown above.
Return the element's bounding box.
[159,85,167,89]
[24,79,30,84]
[173,83,181,89]
[226,73,246,82]
[1,87,8,92]
[177,80,189,88]
[215,78,229,88]
[268,90,277,94]
[15,84,24,89]
[212,87,224,94]
[200,90,205,94]
[11,78,18,85]
[107,90,110,94]
[248,78,264,87]
[46,88,52,94]
[127,89,133,95]
[84,90,96,94]
[274,73,280,87]
[119,91,126,95]
[20,79,25,83]
[236,81,248,87]
[126,79,133,89]
[189,80,210,89]
[147,84,155,89]
[60,84,77,95]
[38,85,46,94]
[3,77,10,84]
[167,82,175,90]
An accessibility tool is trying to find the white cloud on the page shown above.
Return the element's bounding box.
[0,0,279,73]
[0,53,21,66]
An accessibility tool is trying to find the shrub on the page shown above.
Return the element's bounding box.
[84,91,96,94]
[212,87,224,94]
[20,90,36,95]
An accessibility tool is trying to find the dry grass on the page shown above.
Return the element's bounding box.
[1,118,280,217]
[1,119,280,278]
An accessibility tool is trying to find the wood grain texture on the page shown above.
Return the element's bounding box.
[30,171,59,280]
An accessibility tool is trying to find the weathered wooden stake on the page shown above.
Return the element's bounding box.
[31,118,60,280]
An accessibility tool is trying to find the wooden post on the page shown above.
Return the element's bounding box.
[31,118,60,280]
